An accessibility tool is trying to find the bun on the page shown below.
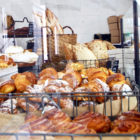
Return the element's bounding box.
[106,73,126,88]
[62,71,82,88]
[73,112,111,133]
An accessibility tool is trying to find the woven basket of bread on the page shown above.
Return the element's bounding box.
[46,26,77,61]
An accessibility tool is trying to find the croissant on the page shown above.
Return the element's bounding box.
[73,112,111,133]
[106,73,126,88]
[0,80,16,93]
[62,71,82,88]
[11,72,37,92]
[39,67,58,79]
[88,71,107,82]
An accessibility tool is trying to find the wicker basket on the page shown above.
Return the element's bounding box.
[42,26,77,62]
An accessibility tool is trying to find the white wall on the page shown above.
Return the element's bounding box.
[0,0,136,49]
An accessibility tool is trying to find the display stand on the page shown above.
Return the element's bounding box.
[133,0,140,85]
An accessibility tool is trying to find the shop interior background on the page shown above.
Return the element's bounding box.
[0,0,139,49]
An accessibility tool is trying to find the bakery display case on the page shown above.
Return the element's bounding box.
[0,0,140,140]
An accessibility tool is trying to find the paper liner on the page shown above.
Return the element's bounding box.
[62,97,137,117]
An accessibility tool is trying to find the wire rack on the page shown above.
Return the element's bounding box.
[40,57,119,72]
[0,81,139,140]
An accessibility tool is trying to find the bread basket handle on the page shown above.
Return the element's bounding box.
[63,26,74,34]
[41,26,53,34]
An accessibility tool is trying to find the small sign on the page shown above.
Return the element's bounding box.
[29,22,34,36]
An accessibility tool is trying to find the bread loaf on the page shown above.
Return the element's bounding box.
[86,40,109,59]
[46,8,64,34]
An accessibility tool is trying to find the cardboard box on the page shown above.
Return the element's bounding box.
[111,36,120,43]
[109,22,119,30]
[110,29,121,36]
[107,16,118,24]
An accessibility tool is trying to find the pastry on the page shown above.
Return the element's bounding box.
[22,72,37,85]
[5,46,24,55]
[111,84,133,100]
[10,51,39,63]
[45,8,64,34]
[58,122,96,134]
[106,73,126,88]
[53,98,73,109]
[17,98,40,112]
[74,86,92,101]
[11,72,37,92]
[12,74,32,92]
[65,62,84,72]
[88,79,110,103]
[85,40,109,59]
[0,99,17,114]
[0,80,16,94]
[21,107,96,134]
[44,79,73,93]
[79,101,97,107]
[0,55,16,68]
[88,71,107,82]
[58,72,65,79]
[73,112,111,133]
[39,67,58,79]
[111,111,140,134]
[62,71,82,88]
